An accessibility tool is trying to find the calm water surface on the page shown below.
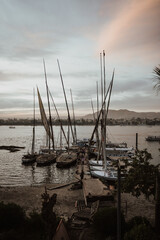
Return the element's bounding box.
[0,125,159,187]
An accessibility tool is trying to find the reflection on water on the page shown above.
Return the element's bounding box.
[0,125,159,187]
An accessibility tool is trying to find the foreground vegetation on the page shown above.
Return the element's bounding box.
[0,191,59,240]
[92,208,158,240]
[0,201,159,240]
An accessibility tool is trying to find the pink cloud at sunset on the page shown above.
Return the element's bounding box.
[97,0,160,62]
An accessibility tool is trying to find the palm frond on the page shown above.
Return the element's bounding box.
[153,65,160,93]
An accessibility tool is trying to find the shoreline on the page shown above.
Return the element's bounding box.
[0,183,155,225]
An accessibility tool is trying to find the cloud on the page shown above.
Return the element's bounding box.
[0,0,159,117]
[111,92,159,112]
[97,0,160,61]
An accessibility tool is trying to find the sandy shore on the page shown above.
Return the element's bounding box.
[0,183,83,220]
[0,183,155,225]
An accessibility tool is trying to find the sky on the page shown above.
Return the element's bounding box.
[0,0,160,118]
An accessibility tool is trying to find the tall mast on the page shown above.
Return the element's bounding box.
[90,71,114,144]
[96,81,99,150]
[43,59,54,151]
[100,53,103,107]
[60,127,62,150]
[96,81,99,119]
[70,89,77,144]
[103,50,106,163]
[31,88,35,155]
[57,59,75,144]
[103,50,106,105]
[105,69,114,119]
[49,90,68,146]
[67,123,70,151]
[91,99,96,121]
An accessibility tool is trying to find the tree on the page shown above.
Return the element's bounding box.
[41,189,58,240]
[153,65,160,93]
[122,149,158,200]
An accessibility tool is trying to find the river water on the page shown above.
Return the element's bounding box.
[0,125,159,187]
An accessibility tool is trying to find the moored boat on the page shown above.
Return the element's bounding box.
[36,152,56,166]
[89,159,111,166]
[22,153,37,164]
[90,169,118,182]
[146,136,160,141]
[56,151,77,168]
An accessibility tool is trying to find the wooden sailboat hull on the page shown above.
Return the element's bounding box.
[22,154,37,164]
[56,152,77,168]
[36,153,56,166]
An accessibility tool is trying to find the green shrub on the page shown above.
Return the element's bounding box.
[92,207,125,239]
[0,201,26,231]
[126,216,151,232]
[124,223,157,240]
[27,211,45,232]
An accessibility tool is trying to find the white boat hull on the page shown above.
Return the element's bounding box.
[90,170,118,181]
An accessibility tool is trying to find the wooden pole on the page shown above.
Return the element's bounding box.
[117,162,121,240]
[155,169,160,234]
[136,133,138,150]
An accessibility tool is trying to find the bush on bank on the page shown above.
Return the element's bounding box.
[0,199,59,240]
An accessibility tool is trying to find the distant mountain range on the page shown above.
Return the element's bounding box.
[82,109,160,120]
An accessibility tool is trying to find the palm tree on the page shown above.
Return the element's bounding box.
[153,65,160,93]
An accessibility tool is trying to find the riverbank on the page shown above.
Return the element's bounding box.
[0,183,155,225]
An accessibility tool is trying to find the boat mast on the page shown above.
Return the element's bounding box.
[91,98,99,149]
[100,52,104,160]
[105,70,114,121]
[57,59,75,144]
[103,50,107,146]
[60,127,62,150]
[90,73,114,145]
[100,53,103,107]
[96,81,100,160]
[96,81,100,150]
[49,90,69,146]
[91,99,96,121]
[102,50,107,169]
[67,122,70,151]
[70,89,77,144]
[43,59,54,151]
[31,88,35,155]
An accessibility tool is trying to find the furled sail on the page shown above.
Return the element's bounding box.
[37,87,51,138]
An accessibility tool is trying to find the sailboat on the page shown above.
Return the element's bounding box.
[36,87,56,166]
[89,51,134,182]
[22,89,37,164]
[89,51,119,182]
[55,60,78,168]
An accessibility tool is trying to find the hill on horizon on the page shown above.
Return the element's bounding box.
[82,109,160,120]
